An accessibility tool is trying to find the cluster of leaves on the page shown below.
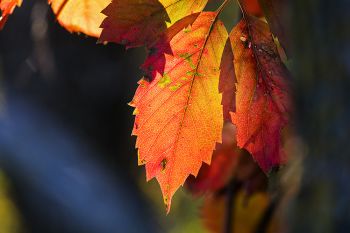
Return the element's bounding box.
[187,120,289,232]
[0,0,291,216]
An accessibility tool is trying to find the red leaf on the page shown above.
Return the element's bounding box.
[219,39,236,121]
[186,123,239,195]
[99,0,208,48]
[258,0,290,56]
[186,122,269,196]
[130,12,228,212]
[230,16,291,173]
[241,0,264,17]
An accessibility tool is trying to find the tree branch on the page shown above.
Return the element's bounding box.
[254,193,281,233]
[224,178,239,233]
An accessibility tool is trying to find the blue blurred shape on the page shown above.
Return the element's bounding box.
[0,90,156,233]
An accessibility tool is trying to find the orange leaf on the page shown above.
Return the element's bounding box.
[186,145,237,194]
[99,0,208,48]
[187,125,269,196]
[0,0,22,29]
[230,16,291,173]
[49,0,110,37]
[186,123,239,195]
[130,12,227,212]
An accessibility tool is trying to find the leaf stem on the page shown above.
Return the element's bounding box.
[236,0,251,18]
[217,0,231,15]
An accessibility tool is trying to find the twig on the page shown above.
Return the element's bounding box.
[254,193,281,233]
[224,178,239,233]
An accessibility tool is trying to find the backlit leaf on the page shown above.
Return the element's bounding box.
[230,16,291,173]
[219,39,236,121]
[49,0,110,37]
[241,0,263,17]
[258,0,290,56]
[99,0,208,48]
[186,123,239,194]
[130,12,227,212]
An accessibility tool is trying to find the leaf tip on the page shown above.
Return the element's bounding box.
[164,195,171,214]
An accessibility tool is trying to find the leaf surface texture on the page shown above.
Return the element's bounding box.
[230,16,290,172]
[49,0,110,37]
[131,12,227,211]
[99,0,208,48]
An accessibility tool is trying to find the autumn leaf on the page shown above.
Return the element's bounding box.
[186,145,238,194]
[230,15,291,173]
[99,0,208,48]
[234,149,268,194]
[186,123,239,194]
[0,0,22,29]
[258,0,290,56]
[241,0,263,17]
[187,122,270,196]
[49,0,110,37]
[130,12,228,212]
[202,191,280,233]
[219,39,236,121]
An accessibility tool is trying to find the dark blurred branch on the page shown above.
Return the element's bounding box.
[254,193,281,233]
[224,178,240,233]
